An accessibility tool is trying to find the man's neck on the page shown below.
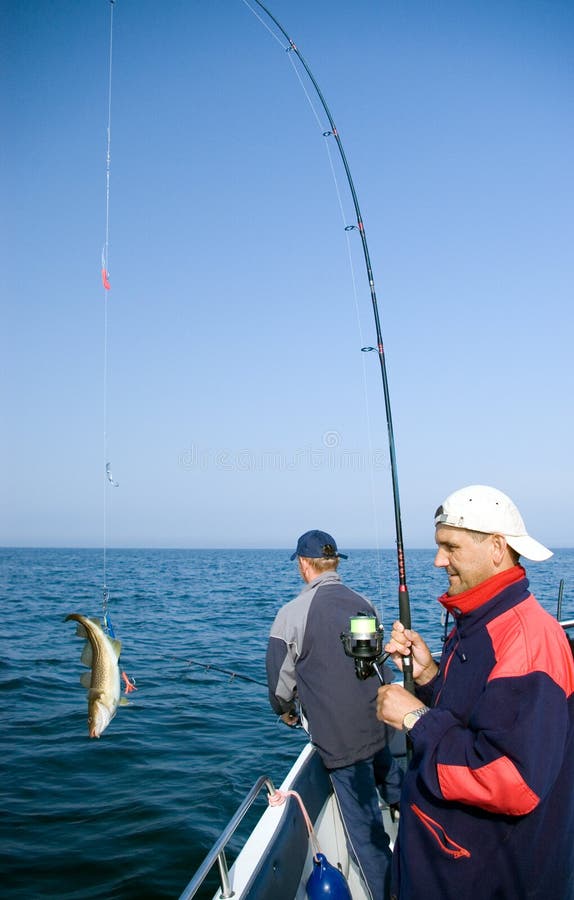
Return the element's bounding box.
[440,565,525,615]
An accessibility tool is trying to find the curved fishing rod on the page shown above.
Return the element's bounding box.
[247,0,414,693]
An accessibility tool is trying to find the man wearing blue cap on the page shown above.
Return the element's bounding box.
[266,529,397,900]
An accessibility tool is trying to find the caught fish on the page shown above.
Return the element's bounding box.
[66,613,124,738]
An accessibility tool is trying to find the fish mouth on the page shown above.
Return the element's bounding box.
[88,700,115,738]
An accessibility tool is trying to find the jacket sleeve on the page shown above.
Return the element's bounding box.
[266,600,304,716]
[410,625,574,816]
[266,634,297,715]
[415,676,437,706]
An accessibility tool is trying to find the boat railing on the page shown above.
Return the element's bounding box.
[178,774,277,900]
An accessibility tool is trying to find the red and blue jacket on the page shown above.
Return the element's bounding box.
[392,566,574,900]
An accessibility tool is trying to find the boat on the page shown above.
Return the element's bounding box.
[179,616,574,900]
[178,727,406,900]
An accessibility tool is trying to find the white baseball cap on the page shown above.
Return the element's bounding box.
[434,485,553,562]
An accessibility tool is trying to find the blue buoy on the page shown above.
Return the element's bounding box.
[306,853,352,899]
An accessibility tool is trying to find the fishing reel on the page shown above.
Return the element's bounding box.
[340,613,389,684]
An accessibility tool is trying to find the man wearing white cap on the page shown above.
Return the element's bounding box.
[377,485,574,900]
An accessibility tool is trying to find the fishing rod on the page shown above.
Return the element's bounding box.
[246,0,414,693]
[181,657,268,688]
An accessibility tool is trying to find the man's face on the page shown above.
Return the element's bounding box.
[434,525,497,595]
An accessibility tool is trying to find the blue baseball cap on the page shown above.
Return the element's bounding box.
[290,530,348,561]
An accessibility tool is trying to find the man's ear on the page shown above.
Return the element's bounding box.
[491,533,510,566]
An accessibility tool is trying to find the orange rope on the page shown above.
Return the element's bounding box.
[268,789,321,859]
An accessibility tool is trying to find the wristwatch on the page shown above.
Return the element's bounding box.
[403,706,429,733]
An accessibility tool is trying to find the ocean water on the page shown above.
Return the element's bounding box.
[2,547,573,899]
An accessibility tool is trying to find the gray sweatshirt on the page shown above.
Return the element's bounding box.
[266,571,391,769]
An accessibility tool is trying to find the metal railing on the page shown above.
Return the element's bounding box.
[178,775,277,900]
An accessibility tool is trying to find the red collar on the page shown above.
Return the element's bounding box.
[439,565,526,615]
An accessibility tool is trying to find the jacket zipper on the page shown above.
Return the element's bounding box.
[434,634,459,705]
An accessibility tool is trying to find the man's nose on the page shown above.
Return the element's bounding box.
[434,548,448,568]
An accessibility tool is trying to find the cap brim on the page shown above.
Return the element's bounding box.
[505,534,553,562]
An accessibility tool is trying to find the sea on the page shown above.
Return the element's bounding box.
[2,547,573,899]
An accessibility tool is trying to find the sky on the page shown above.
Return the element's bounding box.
[2,0,573,550]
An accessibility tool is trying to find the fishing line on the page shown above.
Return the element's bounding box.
[240,2,385,597]
[97,2,136,695]
[102,0,117,622]
[282,46,387,607]
[239,1,410,677]
[241,0,387,608]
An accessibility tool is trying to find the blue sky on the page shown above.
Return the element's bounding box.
[2,0,573,550]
